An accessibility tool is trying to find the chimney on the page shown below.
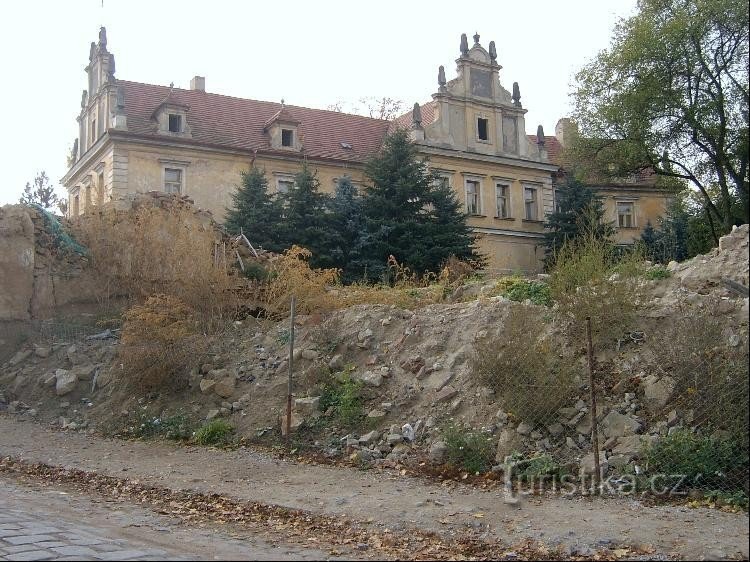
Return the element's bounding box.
[554,117,577,147]
[190,76,205,92]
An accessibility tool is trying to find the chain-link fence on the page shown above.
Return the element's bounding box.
[466,306,749,501]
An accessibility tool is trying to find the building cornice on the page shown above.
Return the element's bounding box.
[472,226,546,239]
[417,145,559,173]
[61,134,112,186]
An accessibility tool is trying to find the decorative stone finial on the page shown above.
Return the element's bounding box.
[473,32,480,45]
[108,53,116,81]
[460,33,469,56]
[116,85,126,110]
[537,125,545,144]
[489,41,497,62]
[89,41,96,61]
[281,98,285,107]
[80,89,88,109]
[512,82,522,107]
[70,138,79,165]
[98,27,107,51]
[438,65,446,88]
[412,102,422,126]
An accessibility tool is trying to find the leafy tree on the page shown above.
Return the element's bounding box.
[572,0,749,239]
[543,177,613,263]
[20,171,61,211]
[355,129,480,281]
[278,163,336,269]
[224,167,284,253]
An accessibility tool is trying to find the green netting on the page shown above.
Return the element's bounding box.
[31,204,88,257]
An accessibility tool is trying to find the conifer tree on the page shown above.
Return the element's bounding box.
[543,177,612,264]
[224,167,284,252]
[328,175,365,280]
[278,163,335,269]
[356,129,480,281]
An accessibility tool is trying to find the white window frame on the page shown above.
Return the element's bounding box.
[163,168,183,194]
[281,128,294,147]
[465,179,482,215]
[617,200,636,228]
[273,172,296,194]
[159,159,190,195]
[495,182,511,218]
[168,114,183,133]
[523,185,539,221]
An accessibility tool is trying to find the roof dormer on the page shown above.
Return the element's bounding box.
[264,101,302,151]
[151,86,192,138]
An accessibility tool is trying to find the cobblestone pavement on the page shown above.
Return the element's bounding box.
[0,478,340,561]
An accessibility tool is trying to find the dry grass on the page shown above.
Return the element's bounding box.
[549,231,644,350]
[470,305,580,426]
[118,294,210,391]
[73,203,240,332]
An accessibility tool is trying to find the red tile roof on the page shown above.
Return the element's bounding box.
[527,135,564,167]
[117,80,392,163]
[392,101,438,133]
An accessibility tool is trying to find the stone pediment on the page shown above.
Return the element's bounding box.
[468,45,491,65]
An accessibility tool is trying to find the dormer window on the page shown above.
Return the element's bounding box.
[477,118,489,141]
[168,114,182,133]
[281,129,294,147]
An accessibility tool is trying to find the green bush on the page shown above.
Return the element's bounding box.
[443,424,495,474]
[507,453,568,482]
[644,429,748,492]
[119,411,195,441]
[242,261,275,282]
[644,265,671,280]
[194,419,234,446]
[320,373,364,427]
[502,279,553,306]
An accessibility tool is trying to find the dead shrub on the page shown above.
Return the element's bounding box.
[439,255,477,285]
[74,203,239,331]
[470,305,580,426]
[549,231,644,350]
[646,309,749,451]
[262,246,340,317]
[118,294,209,391]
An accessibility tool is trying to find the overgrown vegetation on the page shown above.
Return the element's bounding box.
[506,452,569,482]
[496,277,552,306]
[194,419,235,446]
[647,312,749,452]
[644,429,748,493]
[319,371,365,428]
[471,306,579,425]
[117,410,196,441]
[549,230,644,349]
[442,424,495,474]
[643,265,670,280]
[74,203,239,331]
[118,294,210,391]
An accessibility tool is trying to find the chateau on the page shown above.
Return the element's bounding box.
[62,28,669,272]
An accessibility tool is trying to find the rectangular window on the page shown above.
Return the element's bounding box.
[617,201,635,228]
[495,183,510,218]
[91,119,97,144]
[168,114,182,133]
[164,168,182,193]
[524,186,538,220]
[437,175,450,190]
[477,118,489,141]
[466,180,481,215]
[277,179,294,194]
[281,129,294,147]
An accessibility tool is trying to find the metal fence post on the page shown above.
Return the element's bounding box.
[586,316,602,494]
[286,296,296,445]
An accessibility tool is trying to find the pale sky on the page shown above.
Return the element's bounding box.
[0,0,638,206]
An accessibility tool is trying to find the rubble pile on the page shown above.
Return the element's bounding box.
[1,223,747,480]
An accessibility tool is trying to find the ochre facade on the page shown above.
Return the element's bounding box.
[62,29,669,273]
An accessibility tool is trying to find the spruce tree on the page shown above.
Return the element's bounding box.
[224,167,284,252]
[543,177,612,264]
[422,181,483,272]
[356,129,480,281]
[328,176,365,281]
[279,163,336,269]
